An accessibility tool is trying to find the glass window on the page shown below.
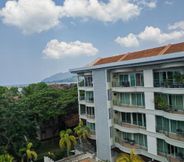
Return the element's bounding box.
[138,114,142,126]
[154,72,160,86]
[130,73,136,87]
[119,74,129,87]
[133,113,137,125]
[121,93,130,105]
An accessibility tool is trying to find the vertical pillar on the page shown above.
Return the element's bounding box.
[93,69,112,161]
[143,69,157,156]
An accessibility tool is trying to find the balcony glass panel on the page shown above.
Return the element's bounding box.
[79,90,85,101]
[156,116,184,140]
[154,70,184,88]
[80,104,86,115]
[157,139,184,160]
[86,91,94,103]
[112,72,144,87]
[115,131,147,149]
[115,112,146,128]
[155,93,184,112]
[78,75,93,87]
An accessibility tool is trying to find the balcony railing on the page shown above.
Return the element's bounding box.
[79,96,94,103]
[158,152,184,162]
[113,100,145,108]
[114,119,146,129]
[154,79,184,88]
[112,81,130,87]
[90,130,96,135]
[80,96,85,101]
[86,98,94,103]
[86,114,95,119]
[156,129,184,141]
[155,104,184,114]
[115,137,147,151]
[78,81,93,87]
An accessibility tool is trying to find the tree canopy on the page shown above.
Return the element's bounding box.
[0,83,78,160]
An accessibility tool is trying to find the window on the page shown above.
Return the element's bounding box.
[80,105,86,115]
[120,93,130,105]
[122,112,131,124]
[85,76,93,87]
[130,73,136,87]
[119,74,129,87]
[132,93,145,107]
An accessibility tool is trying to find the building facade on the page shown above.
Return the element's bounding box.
[70,42,184,162]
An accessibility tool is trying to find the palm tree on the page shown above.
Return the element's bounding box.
[74,120,90,145]
[20,142,38,162]
[59,129,77,157]
[116,149,144,162]
[0,153,14,162]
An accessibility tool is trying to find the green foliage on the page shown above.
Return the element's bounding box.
[0,83,78,161]
[59,129,77,156]
[155,95,168,110]
[0,153,14,162]
[174,73,184,84]
[74,120,90,142]
[116,149,144,162]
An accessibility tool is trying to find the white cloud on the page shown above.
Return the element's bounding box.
[115,26,184,47]
[138,26,184,43]
[115,33,139,47]
[61,0,141,22]
[43,39,98,59]
[132,0,157,9]
[0,0,62,34]
[0,0,157,34]
[168,20,184,30]
[165,1,173,5]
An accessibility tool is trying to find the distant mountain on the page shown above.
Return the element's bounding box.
[42,72,77,83]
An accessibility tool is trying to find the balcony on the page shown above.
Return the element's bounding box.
[113,100,145,109]
[80,96,85,101]
[115,137,147,151]
[112,72,144,88]
[78,75,93,87]
[114,119,146,130]
[153,71,184,88]
[156,129,184,141]
[158,152,184,162]
[154,80,184,88]
[112,81,130,87]
[86,114,95,119]
[86,97,94,103]
[155,95,184,114]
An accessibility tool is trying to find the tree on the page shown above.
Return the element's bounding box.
[74,120,90,150]
[115,149,144,162]
[59,129,77,157]
[0,83,78,161]
[0,153,14,162]
[20,142,38,162]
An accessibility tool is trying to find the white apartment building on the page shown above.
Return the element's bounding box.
[70,42,184,162]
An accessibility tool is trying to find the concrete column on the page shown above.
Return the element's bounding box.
[93,69,112,162]
[144,69,157,156]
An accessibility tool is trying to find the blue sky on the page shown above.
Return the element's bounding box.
[0,0,184,85]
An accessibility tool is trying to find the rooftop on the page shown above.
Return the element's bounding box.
[93,42,184,66]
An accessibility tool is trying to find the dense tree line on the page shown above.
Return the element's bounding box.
[0,83,78,161]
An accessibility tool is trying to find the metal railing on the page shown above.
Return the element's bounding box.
[154,79,184,88]
[113,100,145,108]
[114,119,146,129]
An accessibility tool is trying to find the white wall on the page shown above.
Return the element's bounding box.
[144,69,157,156]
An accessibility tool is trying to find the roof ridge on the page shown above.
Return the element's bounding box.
[118,53,129,61]
[158,44,172,55]
[87,57,101,66]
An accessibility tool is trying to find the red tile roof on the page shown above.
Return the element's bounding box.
[93,42,184,66]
